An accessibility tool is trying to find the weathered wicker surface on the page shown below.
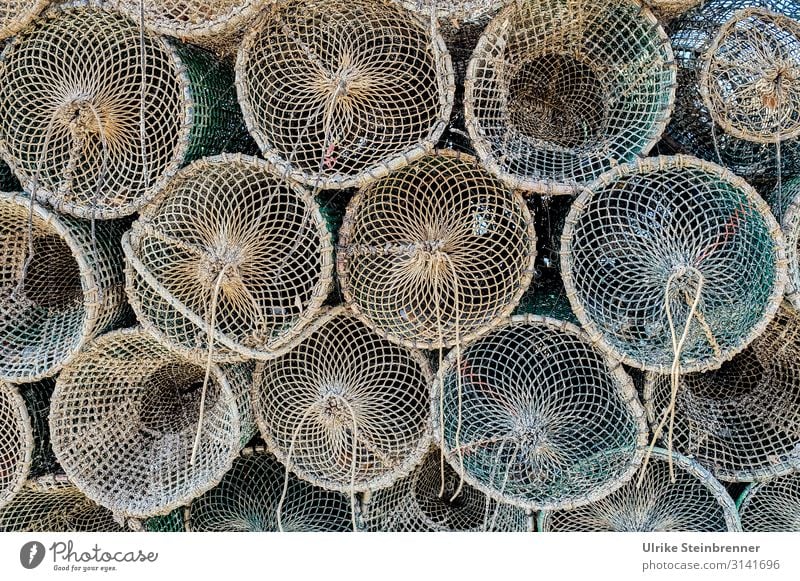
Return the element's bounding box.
[644,306,800,481]
[124,154,334,363]
[0,474,127,532]
[0,191,126,382]
[187,447,352,532]
[337,150,535,350]
[0,0,48,40]
[236,0,454,190]
[768,177,800,312]
[432,314,647,511]
[0,380,33,511]
[465,0,675,194]
[738,472,800,531]
[0,0,248,219]
[668,0,800,180]
[539,448,741,531]
[360,447,530,531]
[397,1,503,22]
[252,306,432,493]
[561,155,786,374]
[50,328,255,517]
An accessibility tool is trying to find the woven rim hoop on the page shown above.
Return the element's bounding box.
[236,0,455,190]
[561,155,786,374]
[50,328,255,517]
[124,154,334,363]
[360,447,529,531]
[644,306,800,482]
[432,314,647,511]
[0,191,126,382]
[538,448,741,531]
[0,380,33,511]
[0,0,49,40]
[769,176,800,311]
[738,473,800,532]
[252,306,433,493]
[0,475,127,532]
[186,447,352,532]
[464,0,675,194]
[337,150,535,350]
[0,0,247,219]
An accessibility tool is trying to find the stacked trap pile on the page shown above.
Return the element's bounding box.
[769,177,800,311]
[738,473,800,531]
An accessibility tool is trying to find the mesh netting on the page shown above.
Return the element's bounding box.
[337,151,535,349]
[432,314,647,511]
[738,473,800,531]
[0,160,20,191]
[123,154,334,363]
[236,0,454,190]
[0,0,249,219]
[397,1,503,22]
[50,328,255,517]
[0,0,48,40]
[561,155,786,374]
[252,306,432,493]
[187,447,352,532]
[768,177,800,311]
[464,0,675,194]
[668,0,800,180]
[0,380,32,510]
[0,191,127,382]
[644,307,800,482]
[0,475,126,532]
[538,448,741,531]
[644,1,703,20]
[360,447,530,531]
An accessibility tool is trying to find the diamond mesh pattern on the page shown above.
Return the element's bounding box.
[0,380,32,511]
[768,176,800,311]
[738,473,800,531]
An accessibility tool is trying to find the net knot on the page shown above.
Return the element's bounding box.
[198,242,244,292]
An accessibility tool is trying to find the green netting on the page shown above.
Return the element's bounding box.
[738,473,800,531]
[141,508,185,532]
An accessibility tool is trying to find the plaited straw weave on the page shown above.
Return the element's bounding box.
[0,475,127,532]
[561,155,786,374]
[0,0,249,220]
[0,0,48,41]
[187,446,352,532]
[337,150,535,350]
[0,191,126,383]
[768,177,800,312]
[360,447,530,532]
[50,328,255,518]
[397,1,504,22]
[644,306,800,482]
[538,448,741,532]
[668,0,800,180]
[432,314,647,511]
[123,154,334,363]
[252,306,432,493]
[236,0,454,190]
[0,380,33,511]
[464,0,675,194]
[738,473,800,531]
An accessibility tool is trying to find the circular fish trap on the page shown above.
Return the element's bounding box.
[0,475,127,532]
[668,0,800,180]
[397,1,503,22]
[123,154,334,363]
[252,307,432,494]
[538,448,741,531]
[0,191,126,382]
[738,473,800,532]
[50,328,255,518]
[187,447,352,532]
[0,0,248,219]
[337,151,535,350]
[0,380,32,511]
[768,177,800,312]
[561,155,786,374]
[236,0,454,190]
[0,0,48,40]
[432,314,647,511]
[644,307,800,482]
[464,0,675,194]
[360,447,529,531]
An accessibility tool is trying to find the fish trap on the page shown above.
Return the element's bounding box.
[187,447,352,532]
[0,0,48,40]
[0,191,126,382]
[538,448,741,531]
[432,314,647,511]
[668,0,800,180]
[464,0,675,194]
[644,1,703,21]
[236,0,454,190]
[123,154,334,363]
[0,0,249,219]
[768,177,800,312]
[360,447,530,531]
[252,307,432,494]
[397,1,503,22]
[337,150,536,350]
[561,155,786,374]
[49,328,255,518]
[738,473,800,531]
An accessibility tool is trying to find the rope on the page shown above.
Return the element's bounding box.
[276,405,317,532]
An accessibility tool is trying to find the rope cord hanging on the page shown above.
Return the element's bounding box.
[738,472,800,531]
